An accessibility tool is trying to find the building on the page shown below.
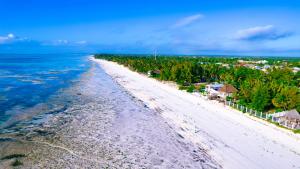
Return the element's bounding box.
[205,83,238,101]
[272,109,300,129]
[254,65,262,70]
[221,63,230,69]
[262,65,271,72]
[205,83,224,96]
[256,60,268,64]
[218,84,238,99]
[293,67,300,73]
[243,64,255,69]
[147,70,161,77]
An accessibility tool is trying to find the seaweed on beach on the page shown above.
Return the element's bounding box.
[11,159,23,166]
[1,154,26,160]
[0,137,17,142]
[45,105,68,115]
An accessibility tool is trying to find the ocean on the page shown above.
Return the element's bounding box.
[0,53,90,130]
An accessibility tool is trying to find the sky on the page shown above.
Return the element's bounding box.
[0,0,300,56]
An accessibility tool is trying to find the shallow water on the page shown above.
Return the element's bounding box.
[0,61,216,168]
[0,53,90,129]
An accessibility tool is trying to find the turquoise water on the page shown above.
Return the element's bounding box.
[0,53,90,128]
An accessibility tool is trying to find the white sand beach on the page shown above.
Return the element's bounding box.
[94,58,300,169]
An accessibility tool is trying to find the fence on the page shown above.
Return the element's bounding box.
[225,101,271,120]
[225,101,300,130]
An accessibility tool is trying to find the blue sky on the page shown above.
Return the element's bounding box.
[0,0,300,56]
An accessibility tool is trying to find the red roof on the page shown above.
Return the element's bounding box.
[219,84,237,93]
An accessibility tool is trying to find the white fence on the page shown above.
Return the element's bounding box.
[225,101,271,120]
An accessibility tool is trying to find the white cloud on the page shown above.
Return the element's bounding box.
[7,33,15,39]
[0,33,16,44]
[57,40,69,44]
[42,39,89,46]
[46,39,69,46]
[76,40,87,45]
[235,25,292,41]
[172,14,204,28]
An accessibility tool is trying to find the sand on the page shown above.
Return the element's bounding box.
[94,58,300,169]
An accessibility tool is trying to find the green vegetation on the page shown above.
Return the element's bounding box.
[294,129,300,134]
[95,54,300,113]
[187,85,195,93]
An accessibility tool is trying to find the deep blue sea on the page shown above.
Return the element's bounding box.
[0,53,90,128]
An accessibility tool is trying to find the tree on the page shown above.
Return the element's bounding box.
[251,83,271,111]
[272,86,300,110]
[239,78,256,103]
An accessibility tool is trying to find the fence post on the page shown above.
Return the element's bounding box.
[260,112,263,118]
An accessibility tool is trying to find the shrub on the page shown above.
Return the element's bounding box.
[179,85,188,90]
[293,129,300,134]
[187,85,195,93]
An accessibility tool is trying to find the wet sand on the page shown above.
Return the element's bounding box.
[0,61,218,168]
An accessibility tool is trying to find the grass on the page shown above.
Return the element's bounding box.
[1,154,26,160]
[293,129,300,134]
[178,84,195,93]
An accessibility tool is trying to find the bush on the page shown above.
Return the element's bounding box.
[187,85,195,93]
[293,129,300,134]
[226,96,233,101]
[198,84,206,93]
[179,85,189,90]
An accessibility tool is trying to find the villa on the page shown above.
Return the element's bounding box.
[293,67,300,73]
[272,109,300,129]
[206,83,237,101]
[218,84,238,99]
[148,70,161,77]
[206,83,224,95]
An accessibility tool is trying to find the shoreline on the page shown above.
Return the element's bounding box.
[1,60,217,168]
[94,58,300,169]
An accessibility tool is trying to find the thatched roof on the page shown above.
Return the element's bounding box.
[273,109,300,120]
[219,84,237,93]
[152,70,161,74]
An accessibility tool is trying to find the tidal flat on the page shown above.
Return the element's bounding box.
[0,61,217,168]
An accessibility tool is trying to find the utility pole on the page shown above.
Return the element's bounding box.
[154,49,157,60]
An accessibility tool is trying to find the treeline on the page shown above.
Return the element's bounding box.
[95,54,300,113]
